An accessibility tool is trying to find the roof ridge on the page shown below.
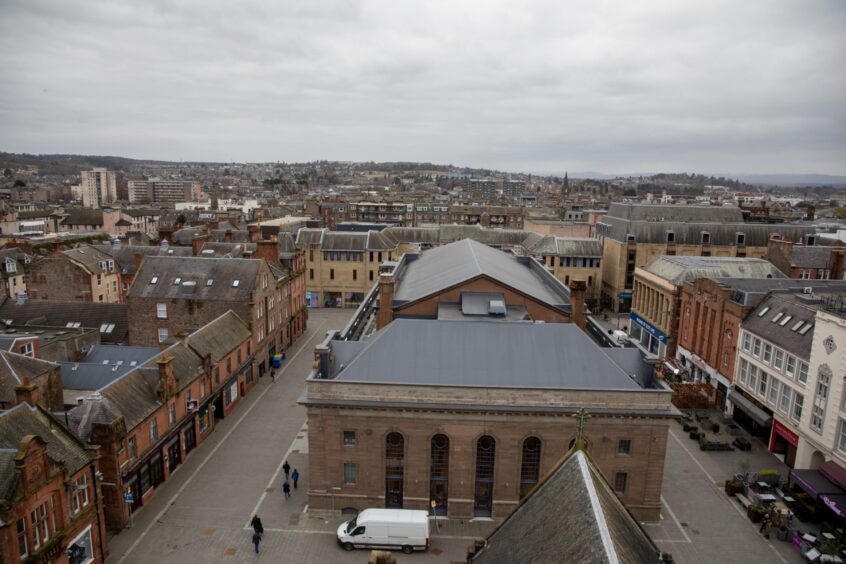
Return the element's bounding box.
[578,452,620,563]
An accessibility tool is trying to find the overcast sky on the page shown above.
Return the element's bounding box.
[1,0,844,175]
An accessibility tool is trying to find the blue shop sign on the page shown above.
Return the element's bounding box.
[630,312,668,344]
[618,291,633,300]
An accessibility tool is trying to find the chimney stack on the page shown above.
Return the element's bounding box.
[569,279,587,331]
[191,234,209,257]
[831,248,845,280]
[157,355,175,399]
[253,240,279,265]
[14,377,39,407]
[376,273,395,330]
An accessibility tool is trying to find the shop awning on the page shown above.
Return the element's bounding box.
[790,469,846,497]
[729,392,772,427]
[819,461,846,491]
[820,493,846,519]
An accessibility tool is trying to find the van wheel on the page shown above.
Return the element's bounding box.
[343,542,354,551]
[402,545,413,554]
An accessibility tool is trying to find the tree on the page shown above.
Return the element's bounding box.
[2,168,11,178]
[13,179,25,187]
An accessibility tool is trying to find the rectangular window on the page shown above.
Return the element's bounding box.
[779,385,791,414]
[353,269,357,281]
[369,270,374,281]
[812,405,824,433]
[838,420,846,454]
[769,379,779,405]
[752,338,761,357]
[168,403,176,425]
[792,393,804,422]
[150,418,158,442]
[742,333,751,352]
[763,344,772,364]
[158,327,168,343]
[343,431,356,446]
[758,371,768,396]
[774,349,784,370]
[739,358,748,384]
[344,463,357,485]
[617,439,631,455]
[786,356,796,378]
[17,518,27,558]
[749,365,758,390]
[799,362,809,384]
[128,436,137,459]
[157,303,167,319]
[614,472,628,494]
[22,342,34,357]
[309,269,314,280]
[330,269,334,280]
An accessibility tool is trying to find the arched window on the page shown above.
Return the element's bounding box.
[520,437,542,499]
[430,434,449,515]
[385,432,404,508]
[474,435,496,517]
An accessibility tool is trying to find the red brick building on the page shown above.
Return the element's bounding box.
[68,311,252,530]
[0,351,64,411]
[127,253,296,378]
[26,246,123,304]
[0,403,108,563]
[766,236,845,281]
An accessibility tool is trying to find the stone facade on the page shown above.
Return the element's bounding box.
[26,254,122,304]
[304,382,673,521]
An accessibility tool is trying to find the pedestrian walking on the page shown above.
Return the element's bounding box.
[283,481,291,498]
[252,530,262,554]
[759,514,770,538]
[283,461,291,480]
[292,468,299,489]
[250,514,264,536]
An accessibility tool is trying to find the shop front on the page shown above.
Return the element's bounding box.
[769,418,799,468]
[629,311,667,357]
[789,462,846,524]
[728,390,772,438]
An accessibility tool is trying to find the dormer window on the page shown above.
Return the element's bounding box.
[4,259,15,273]
[626,233,636,242]
[666,231,675,244]
[736,232,745,245]
[700,231,711,244]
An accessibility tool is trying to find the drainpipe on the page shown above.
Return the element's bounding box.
[89,460,107,561]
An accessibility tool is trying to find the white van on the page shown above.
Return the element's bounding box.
[337,508,430,554]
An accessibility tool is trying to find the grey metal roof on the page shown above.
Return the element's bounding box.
[60,362,132,391]
[92,244,192,276]
[471,449,662,564]
[83,345,160,366]
[437,302,529,322]
[791,246,838,269]
[641,256,786,286]
[393,239,570,311]
[295,228,326,246]
[329,319,648,390]
[607,202,744,223]
[198,242,257,258]
[556,237,603,257]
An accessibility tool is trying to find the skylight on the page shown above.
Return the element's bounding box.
[174,277,182,285]
[791,320,804,331]
[779,316,792,326]
[150,276,158,284]
[757,307,770,317]
[206,279,214,286]
[772,312,783,323]
[232,280,240,287]
[798,323,813,335]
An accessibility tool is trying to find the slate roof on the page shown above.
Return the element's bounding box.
[198,242,257,258]
[60,208,104,227]
[329,319,650,391]
[210,229,249,243]
[641,256,786,286]
[742,292,845,358]
[470,449,662,564]
[172,227,207,245]
[0,300,129,344]
[791,245,837,269]
[392,239,570,311]
[60,345,160,390]
[322,232,368,251]
[128,256,259,301]
[0,403,93,502]
[608,202,743,223]
[184,311,251,365]
[60,246,115,274]
[0,352,58,405]
[92,244,191,276]
[295,228,325,246]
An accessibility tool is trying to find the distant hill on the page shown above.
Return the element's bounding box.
[723,173,846,187]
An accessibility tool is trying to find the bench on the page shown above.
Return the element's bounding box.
[732,437,752,451]
[736,493,753,510]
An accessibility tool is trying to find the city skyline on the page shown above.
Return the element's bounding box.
[1,1,845,174]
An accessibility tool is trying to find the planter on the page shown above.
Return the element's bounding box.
[776,528,789,542]
[689,432,701,440]
[725,481,743,497]
[747,507,764,523]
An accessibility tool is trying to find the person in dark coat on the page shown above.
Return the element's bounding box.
[291,469,299,489]
[283,461,291,480]
[283,481,291,498]
[250,515,264,536]
[252,530,262,554]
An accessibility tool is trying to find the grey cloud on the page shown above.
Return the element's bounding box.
[0,0,844,174]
